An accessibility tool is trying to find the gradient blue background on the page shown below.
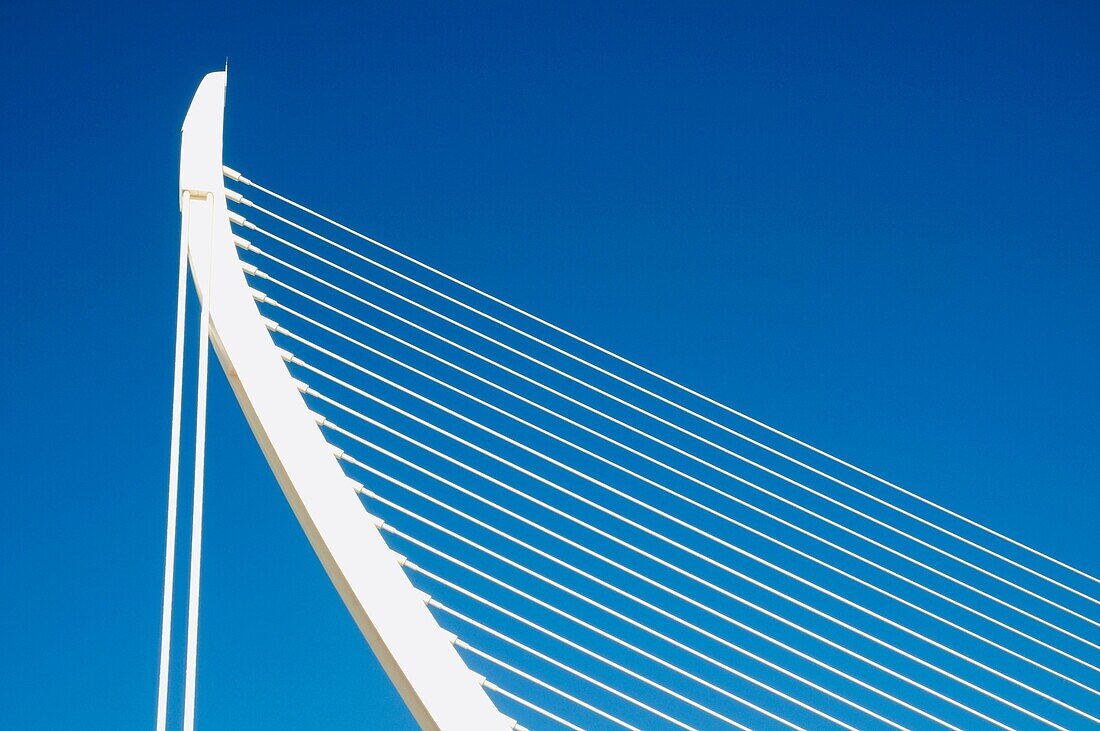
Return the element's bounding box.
[1,2,1098,728]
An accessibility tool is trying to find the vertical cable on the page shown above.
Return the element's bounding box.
[155,191,191,731]
[182,194,214,731]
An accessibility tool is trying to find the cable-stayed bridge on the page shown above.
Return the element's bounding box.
[155,71,1100,731]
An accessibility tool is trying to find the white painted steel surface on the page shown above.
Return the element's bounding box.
[179,70,511,731]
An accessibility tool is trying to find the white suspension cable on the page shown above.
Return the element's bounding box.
[230,189,1100,614]
[465,651,665,731]
[239,247,1100,655]
[353,456,960,730]
[233,216,1100,634]
[254,275,1100,683]
[182,194,214,731]
[155,191,192,731]
[386,516,910,731]
[390,451,841,731]
[330,431,1014,730]
[484,681,584,731]
[226,167,1100,595]
[282,334,1094,727]
[263,298,1100,695]
[310,380,1070,731]
[454,638,646,731]
[249,191,1094,614]
[430,585,778,731]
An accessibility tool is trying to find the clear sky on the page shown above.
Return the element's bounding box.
[1,2,1098,729]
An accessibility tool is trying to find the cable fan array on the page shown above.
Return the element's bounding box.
[223,165,1100,731]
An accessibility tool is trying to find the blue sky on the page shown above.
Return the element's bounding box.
[1,2,1098,729]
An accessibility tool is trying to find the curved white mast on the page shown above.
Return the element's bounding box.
[176,70,511,731]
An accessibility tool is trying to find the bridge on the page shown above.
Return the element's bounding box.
[154,71,1100,731]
